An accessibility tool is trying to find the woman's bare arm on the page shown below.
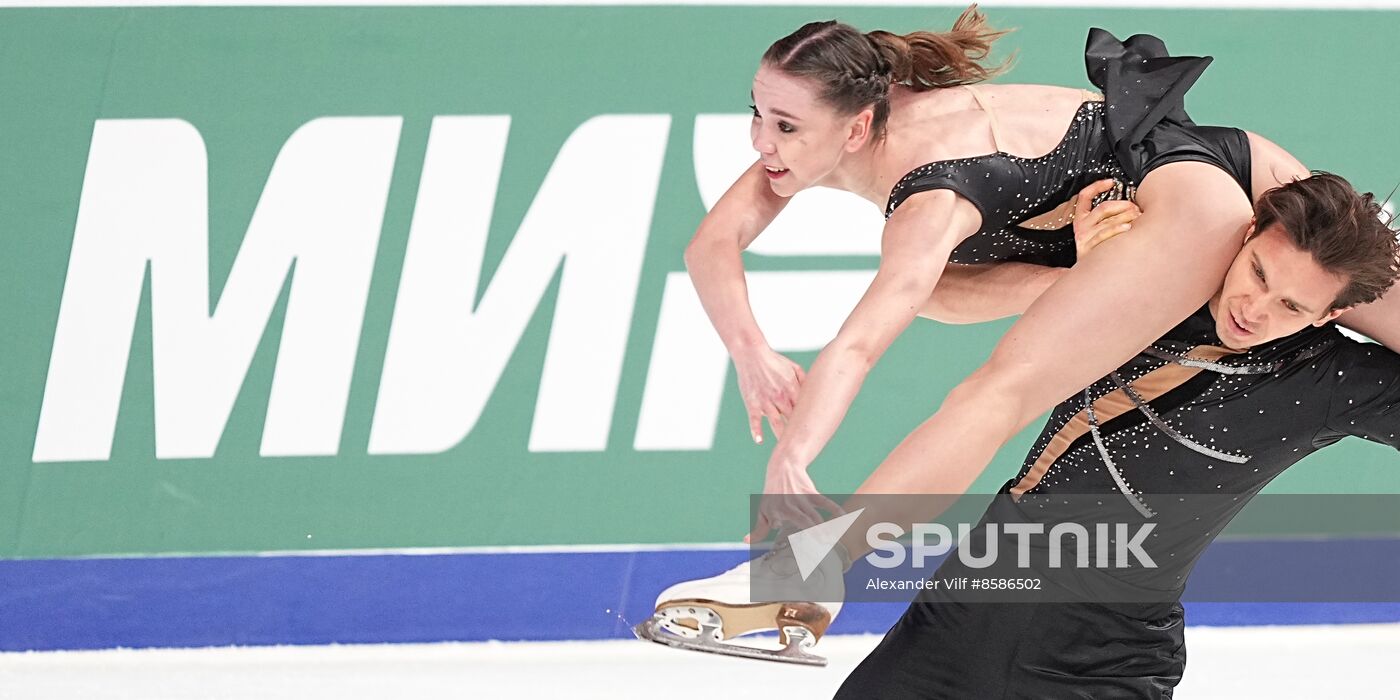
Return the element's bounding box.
[921,263,1066,324]
[751,189,981,536]
[684,160,791,355]
[685,160,810,443]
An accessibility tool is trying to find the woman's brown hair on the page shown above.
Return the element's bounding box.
[761,4,1011,136]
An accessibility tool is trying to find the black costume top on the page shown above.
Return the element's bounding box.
[1014,310,1400,502]
[991,301,1400,589]
[883,29,1254,268]
[839,320,1399,700]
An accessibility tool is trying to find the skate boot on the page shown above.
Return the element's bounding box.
[633,542,846,666]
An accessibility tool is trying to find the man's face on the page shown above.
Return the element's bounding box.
[1208,224,1350,350]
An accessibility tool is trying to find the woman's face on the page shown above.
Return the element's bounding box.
[750,64,866,197]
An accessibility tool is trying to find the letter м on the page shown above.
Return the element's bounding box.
[34,118,401,461]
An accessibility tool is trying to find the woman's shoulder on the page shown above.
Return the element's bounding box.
[884,83,1099,169]
[962,83,1098,106]
[889,83,1088,111]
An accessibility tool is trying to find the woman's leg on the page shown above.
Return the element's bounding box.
[837,161,1253,557]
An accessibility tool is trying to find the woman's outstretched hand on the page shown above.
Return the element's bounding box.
[1073,179,1141,259]
[734,347,806,444]
[745,464,845,544]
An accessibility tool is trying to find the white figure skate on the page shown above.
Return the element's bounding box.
[633,544,845,666]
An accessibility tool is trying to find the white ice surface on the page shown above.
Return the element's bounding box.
[1,624,1397,699]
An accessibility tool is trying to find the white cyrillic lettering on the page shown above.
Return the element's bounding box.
[34,117,401,461]
[371,115,670,454]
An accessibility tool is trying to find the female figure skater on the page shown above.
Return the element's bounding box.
[635,4,1400,666]
[684,7,1397,536]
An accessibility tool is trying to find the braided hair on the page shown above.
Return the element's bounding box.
[761,4,1011,136]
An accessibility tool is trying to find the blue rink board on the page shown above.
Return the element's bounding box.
[2,539,1399,651]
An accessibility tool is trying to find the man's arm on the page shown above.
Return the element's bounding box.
[1324,340,1400,450]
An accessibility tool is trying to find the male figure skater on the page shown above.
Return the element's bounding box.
[641,174,1399,695]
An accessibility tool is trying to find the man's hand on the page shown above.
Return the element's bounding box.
[745,464,844,544]
[1073,179,1141,259]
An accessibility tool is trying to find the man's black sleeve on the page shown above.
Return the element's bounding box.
[1325,340,1400,451]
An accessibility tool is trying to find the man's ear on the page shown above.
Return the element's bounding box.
[1243,217,1259,243]
[845,108,875,152]
[1314,306,1351,326]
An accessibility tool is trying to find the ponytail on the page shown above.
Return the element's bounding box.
[867,5,1011,91]
[762,4,1012,135]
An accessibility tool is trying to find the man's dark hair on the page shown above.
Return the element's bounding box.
[1253,171,1400,311]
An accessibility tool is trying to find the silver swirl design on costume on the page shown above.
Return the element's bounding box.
[1085,389,1157,519]
[1108,371,1250,464]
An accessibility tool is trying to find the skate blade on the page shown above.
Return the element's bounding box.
[632,617,827,667]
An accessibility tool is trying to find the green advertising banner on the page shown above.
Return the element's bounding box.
[2,5,1398,558]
